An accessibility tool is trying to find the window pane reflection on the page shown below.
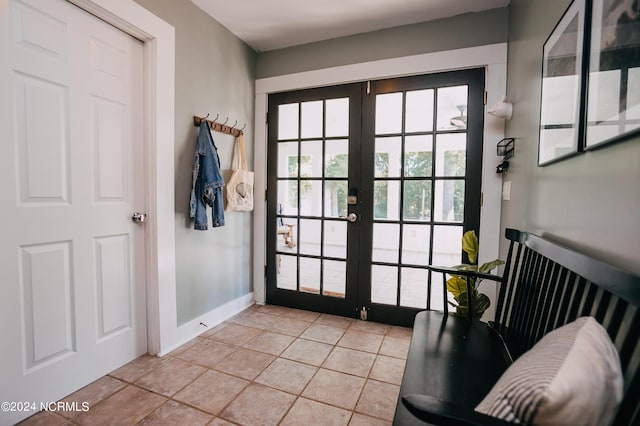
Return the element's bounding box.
[436,86,468,131]
[376,92,402,134]
[278,103,299,139]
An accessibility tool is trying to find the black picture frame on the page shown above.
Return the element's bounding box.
[584,0,640,149]
[538,0,588,166]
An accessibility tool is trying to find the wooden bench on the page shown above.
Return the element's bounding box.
[393,228,640,425]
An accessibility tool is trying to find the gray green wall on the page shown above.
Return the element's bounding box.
[256,8,509,78]
[134,0,257,325]
[503,0,640,274]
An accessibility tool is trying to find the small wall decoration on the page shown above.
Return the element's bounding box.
[538,0,588,165]
[585,0,640,149]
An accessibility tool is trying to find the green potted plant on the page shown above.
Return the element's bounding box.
[446,230,504,319]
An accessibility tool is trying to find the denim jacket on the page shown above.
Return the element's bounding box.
[189,121,225,229]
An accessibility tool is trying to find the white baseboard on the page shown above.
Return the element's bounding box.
[157,292,254,356]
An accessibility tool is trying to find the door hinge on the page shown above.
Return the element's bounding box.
[265,189,267,201]
[366,81,371,95]
[264,265,267,277]
[483,90,488,106]
[359,307,368,321]
[480,191,484,207]
[266,112,269,123]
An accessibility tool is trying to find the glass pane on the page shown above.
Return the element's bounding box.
[375,137,401,177]
[324,220,347,259]
[435,134,466,176]
[436,86,468,131]
[434,180,464,223]
[299,257,320,294]
[405,89,434,132]
[400,268,428,308]
[372,223,399,263]
[276,217,297,252]
[299,219,321,255]
[276,255,297,290]
[301,100,323,138]
[539,129,576,163]
[299,180,322,216]
[278,103,299,139]
[432,226,462,266]
[323,260,346,298]
[402,225,430,265]
[376,92,402,134]
[371,265,397,305]
[326,98,349,137]
[404,135,433,177]
[374,180,400,220]
[429,271,446,311]
[403,180,432,221]
[278,180,298,215]
[325,139,348,178]
[325,180,348,218]
[278,142,298,177]
[300,140,323,177]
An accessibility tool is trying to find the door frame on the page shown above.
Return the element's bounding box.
[254,43,508,320]
[65,0,176,354]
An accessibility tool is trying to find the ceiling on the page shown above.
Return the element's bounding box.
[191,0,511,52]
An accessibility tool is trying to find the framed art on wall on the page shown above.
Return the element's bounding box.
[585,0,640,149]
[538,0,588,165]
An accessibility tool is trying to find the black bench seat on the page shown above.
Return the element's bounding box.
[394,311,511,425]
[393,228,640,425]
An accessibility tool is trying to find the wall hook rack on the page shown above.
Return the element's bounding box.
[194,115,244,137]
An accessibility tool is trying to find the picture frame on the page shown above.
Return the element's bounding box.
[538,0,588,166]
[584,0,640,149]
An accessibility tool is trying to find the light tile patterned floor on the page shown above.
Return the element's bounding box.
[20,305,412,425]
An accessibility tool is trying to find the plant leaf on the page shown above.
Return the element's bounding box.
[446,276,467,298]
[478,259,505,274]
[450,264,479,272]
[473,293,491,319]
[462,231,478,264]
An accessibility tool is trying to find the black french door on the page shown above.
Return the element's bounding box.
[266,68,485,326]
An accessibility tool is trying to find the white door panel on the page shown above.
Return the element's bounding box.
[0,0,145,423]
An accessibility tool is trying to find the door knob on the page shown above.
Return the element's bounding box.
[346,213,358,223]
[131,212,147,223]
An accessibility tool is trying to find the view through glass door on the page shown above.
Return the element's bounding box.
[266,69,485,326]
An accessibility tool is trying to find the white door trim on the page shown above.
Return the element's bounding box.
[253,43,507,319]
[67,0,175,354]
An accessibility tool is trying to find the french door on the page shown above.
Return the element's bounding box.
[266,68,485,327]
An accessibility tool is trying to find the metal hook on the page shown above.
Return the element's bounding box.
[240,123,246,132]
[203,113,209,119]
[230,120,238,130]
[222,117,229,127]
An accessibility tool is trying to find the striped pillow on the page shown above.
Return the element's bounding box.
[475,317,623,425]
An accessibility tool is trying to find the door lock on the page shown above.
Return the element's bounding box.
[346,213,358,223]
[131,212,147,223]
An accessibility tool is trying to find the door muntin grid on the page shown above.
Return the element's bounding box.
[275,98,351,298]
[370,83,472,310]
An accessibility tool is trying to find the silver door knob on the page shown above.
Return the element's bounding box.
[131,212,147,223]
[346,213,358,223]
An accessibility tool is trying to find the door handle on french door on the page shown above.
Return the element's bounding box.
[346,213,358,223]
[131,212,147,223]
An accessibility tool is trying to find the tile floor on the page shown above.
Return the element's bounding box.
[20,304,412,425]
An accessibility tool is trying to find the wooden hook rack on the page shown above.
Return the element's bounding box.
[194,115,244,137]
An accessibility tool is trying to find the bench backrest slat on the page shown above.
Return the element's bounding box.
[495,229,640,426]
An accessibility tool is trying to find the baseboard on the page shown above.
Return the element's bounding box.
[157,292,254,356]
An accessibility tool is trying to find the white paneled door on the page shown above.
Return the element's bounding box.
[0,0,145,423]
